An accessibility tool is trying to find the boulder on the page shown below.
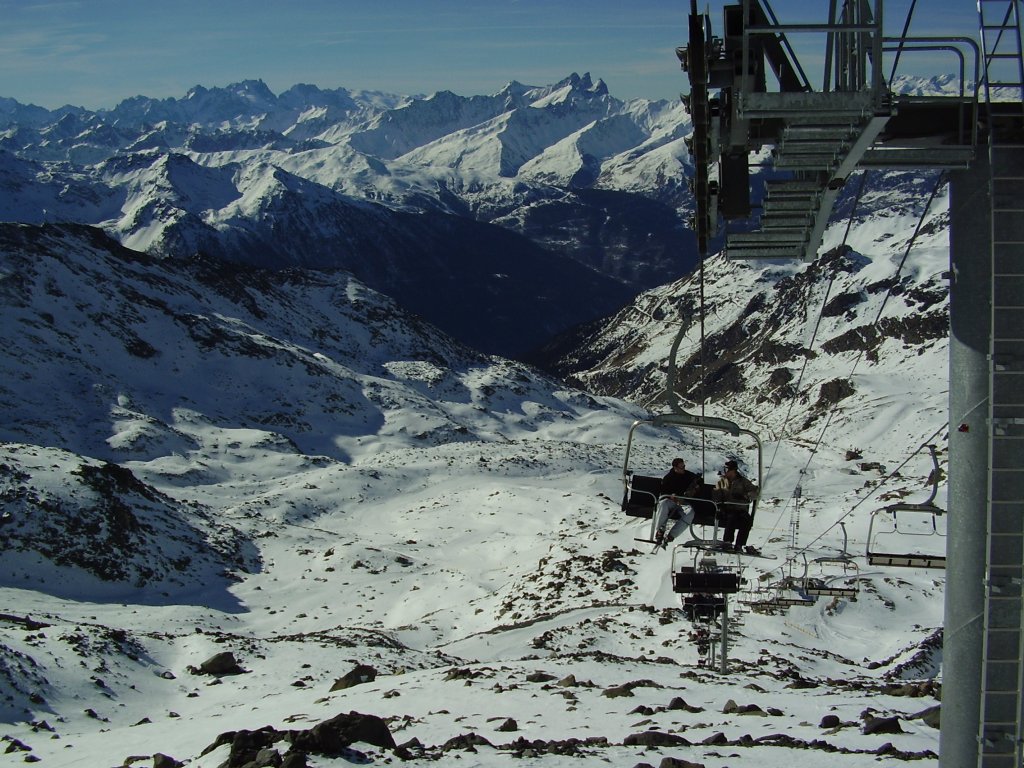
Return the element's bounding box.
[329,664,376,691]
[440,733,493,752]
[298,711,396,753]
[195,651,245,676]
[246,747,282,767]
[667,696,702,713]
[737,704,766,716]
[603,684,635,698]
[658,758,706,768]
[914,704,941,728]
[526,671,557,683]
[863,715,904,735]
[623,731,690,747]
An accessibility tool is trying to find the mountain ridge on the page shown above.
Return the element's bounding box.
[0,73,703,356]
[0,73,966,358]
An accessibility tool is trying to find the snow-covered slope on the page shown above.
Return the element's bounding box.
[1,219,947,766]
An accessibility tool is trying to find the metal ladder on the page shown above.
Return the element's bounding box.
[977,2,1024,765]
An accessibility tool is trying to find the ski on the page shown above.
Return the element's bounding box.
[682,540,777,560]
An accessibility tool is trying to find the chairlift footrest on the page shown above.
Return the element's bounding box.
[672,569,740,594]
[867,554,946,569]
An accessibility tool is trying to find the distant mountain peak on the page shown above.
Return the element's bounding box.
[552,72,608,96]
[226,78,277,104]
[184,84,208,100]
[890,73,967,96]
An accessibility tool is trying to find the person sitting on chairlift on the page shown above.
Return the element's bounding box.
[654,457,701,547]
[713,459,758,553]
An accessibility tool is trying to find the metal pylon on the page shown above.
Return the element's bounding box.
[977,3,1024,765]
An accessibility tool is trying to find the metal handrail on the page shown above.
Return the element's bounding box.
[882,35,981,96]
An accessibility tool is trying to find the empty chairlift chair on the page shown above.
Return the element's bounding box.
[772,574,819,607]
[866,446,947,569]
[799,525,861,600]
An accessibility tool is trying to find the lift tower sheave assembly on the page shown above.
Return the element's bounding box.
[677,2,1024,766]
[682,0,979,261]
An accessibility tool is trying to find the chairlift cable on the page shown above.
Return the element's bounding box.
[758,169,947,553]
[788,423,947,559]
[762,170,871,490]
[796,171,947,466]
[759,169,871,545]
[754,424,947,586]
[888,0,920,88]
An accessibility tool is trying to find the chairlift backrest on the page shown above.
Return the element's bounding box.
[621,474,662,519]
[672,568,741,594]
[802,582,859,598]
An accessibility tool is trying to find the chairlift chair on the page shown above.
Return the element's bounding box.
[773,575,819,607]
[799,568,860,600]
[798,529,861,599]
[773,592,818,607]
[737,582,774,606]
[746,588,812,613]
[622,411,763,547]
[865,445,947,569]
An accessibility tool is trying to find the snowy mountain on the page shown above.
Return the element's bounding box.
[0,73,970,362]
[0,75,696,357]
[544,169,950,457]
[1,199,949,767]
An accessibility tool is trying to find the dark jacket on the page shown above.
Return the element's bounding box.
[661,469,700,498]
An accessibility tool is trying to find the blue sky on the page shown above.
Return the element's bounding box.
[0,0,980,109]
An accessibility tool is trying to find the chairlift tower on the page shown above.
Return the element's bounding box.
[677,1,1024,766]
